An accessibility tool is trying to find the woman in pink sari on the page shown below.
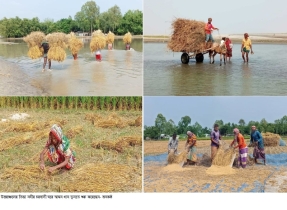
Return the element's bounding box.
[225,37,232,61]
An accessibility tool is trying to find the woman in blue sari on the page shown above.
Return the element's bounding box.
[250,126,266,165]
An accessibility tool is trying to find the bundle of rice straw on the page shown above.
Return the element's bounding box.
[23,31,46,59]
[90,30,106,52]
[0,130,48,151]
[67,32,83,55]
[46,32,69,62]
[66,125,83,139]
[212,147,235,167]
[91,136,141,153]
[168,18,210,53]
[61,163,141,192]
[106,31,115,44]
[95,113,127,128]
[135,116,142,127]
[167,151,187,164]
[262,132,280,147]
[0,165,51,184]
[123,32,132,44]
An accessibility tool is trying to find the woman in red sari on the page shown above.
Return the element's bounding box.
[225,37,232,61]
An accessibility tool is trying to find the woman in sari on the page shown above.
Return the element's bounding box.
[230,128,248,168]
[250,125,266,165]
[39,124,76,173]
[225,37,232,61]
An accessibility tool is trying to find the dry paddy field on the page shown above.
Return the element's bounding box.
[0,108,142,192]
[144,140,287,192]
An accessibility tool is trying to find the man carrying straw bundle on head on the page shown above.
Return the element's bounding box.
[40,39,52,72]
[230,128,248,169]
[205,18,219,49]
[39,124,76,173]
[250,125,266,165]
[168,133,179,155]
[210,124,221,160]
[184,131,197,165]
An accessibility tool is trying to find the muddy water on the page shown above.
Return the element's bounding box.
[144,42,287,96]
[0,38,142,96]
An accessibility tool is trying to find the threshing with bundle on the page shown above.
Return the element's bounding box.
[168,18,219,64]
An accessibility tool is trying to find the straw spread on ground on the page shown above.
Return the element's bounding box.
[0,130,48,152]
[67,32,83,55]
[123,32,132,44]
[61,163,141,192]
[90,30,106,52]
[91,136,142,153]
[46,32,69,62]
[168,18,212,53]
[0,165,52,184]
[106,31,115,44]
[23,31,45,59]
[66,125,83,139]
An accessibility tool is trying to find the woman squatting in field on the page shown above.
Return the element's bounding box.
[39,124,76,173]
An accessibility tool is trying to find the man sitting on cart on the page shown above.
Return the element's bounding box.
[205,18,219,49]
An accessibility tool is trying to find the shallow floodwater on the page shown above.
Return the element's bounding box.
[144,42,287,96]
[0,38,142,96]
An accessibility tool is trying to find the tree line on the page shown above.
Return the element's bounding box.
[144,113,287,139]
[0,1,142,38]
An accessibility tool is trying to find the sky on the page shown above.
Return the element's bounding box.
[0,0,142,21]
[144,0,287,35]
[144,97,287,129]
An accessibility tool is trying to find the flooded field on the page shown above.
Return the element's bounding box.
[0,38,143,96]
[144,43,287,96]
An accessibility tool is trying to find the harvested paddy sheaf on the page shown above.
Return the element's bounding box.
[67,32,83,55]
[23,31,46,59]
[61,163,142,192]
[167,151,187,164]
[90,30,106,52]
[167,18,212,52]
[106,31,115,44]
[91,136,142,153]
[262,132,281,147]
[0,165,53,183]
[46,32,69,62]
[66,126,83,139]
[0,130,48,152]
[123,32,132,44]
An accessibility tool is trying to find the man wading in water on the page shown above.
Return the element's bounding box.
[41,40,52,72]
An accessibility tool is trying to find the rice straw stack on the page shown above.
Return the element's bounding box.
[46,32,69,62]
[123,32,132,44]
[67,32,83,55]
[167,18,208,52]
[106,31,115,44]
[90,30,106,52]
[23,31,46,59]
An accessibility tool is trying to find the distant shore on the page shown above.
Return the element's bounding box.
[3,35,143,40]
[144,33,287,44]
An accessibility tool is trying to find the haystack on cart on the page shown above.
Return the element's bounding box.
[168,18,212,65]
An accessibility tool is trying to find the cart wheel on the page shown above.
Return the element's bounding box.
[195,53,204,63]
[181,53,189,64]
